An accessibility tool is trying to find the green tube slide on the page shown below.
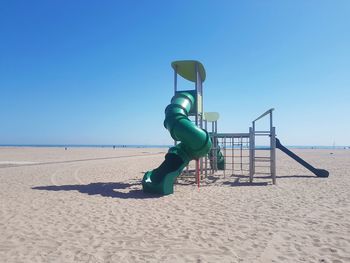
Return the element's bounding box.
[208,138,225,170]
[142,92,212,195]
[216,145,225,170]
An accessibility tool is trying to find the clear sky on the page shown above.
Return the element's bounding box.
[1,1,349,146]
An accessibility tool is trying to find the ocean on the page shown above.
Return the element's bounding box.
[0,144,348,150]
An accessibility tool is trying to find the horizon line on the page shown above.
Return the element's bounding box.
[0,144,349,149]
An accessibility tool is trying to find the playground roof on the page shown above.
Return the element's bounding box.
[204,112,220,122]
[171,60,206,82]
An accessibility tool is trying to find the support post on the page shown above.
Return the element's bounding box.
[251,121,256,176]
[271,126,276,184]
[174,66,177,147]
[232,137,235,174]
[204,120,208,178]
[194,62,199,185]
[223,136,226,178]
[249,127,254,183]
[231,136,234,175]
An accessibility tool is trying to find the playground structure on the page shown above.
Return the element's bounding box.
[142,60,329,195]
[191,107,277,184]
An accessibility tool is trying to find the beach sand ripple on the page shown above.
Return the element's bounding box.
[0,147,349,262]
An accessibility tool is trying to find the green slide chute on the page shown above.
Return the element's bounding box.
[208,138,225,170]
[142,92,212,195]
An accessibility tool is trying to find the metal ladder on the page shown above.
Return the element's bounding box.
[249,108,276,184]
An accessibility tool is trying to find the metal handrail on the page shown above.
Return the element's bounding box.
[252,108,274,123]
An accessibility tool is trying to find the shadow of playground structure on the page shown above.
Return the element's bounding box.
[33,173,318,198]
[32,181,161,199]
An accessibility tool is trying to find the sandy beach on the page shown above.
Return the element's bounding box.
[0,147,349,262]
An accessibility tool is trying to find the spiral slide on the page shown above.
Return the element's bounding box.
[142,92,212,195]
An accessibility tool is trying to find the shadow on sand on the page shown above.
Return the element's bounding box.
[32,181,162,199]
[223,178,269,187]
[32,174,318,199]
[221,173,319,187]
[252,174,316,179]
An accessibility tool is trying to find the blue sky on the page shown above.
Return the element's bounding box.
[1,1,349,146]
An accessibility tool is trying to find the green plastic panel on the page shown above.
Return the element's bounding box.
[171,60,206,82]
[204,112,220,122]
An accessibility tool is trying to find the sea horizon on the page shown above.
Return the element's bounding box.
[0,144,348,150]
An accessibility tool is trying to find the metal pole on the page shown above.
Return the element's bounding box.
[196,160,200,188]
[232,137,235,174]
[252,124,255,175]
[270,111,273,131]
[174,66,177,94]
[215,121,218,171]
[194,62,199,185]
[249,127,254,183]
[240,136,243,171]
[271,127,276,184]
[198,65,204,178]
[174,66,177,147]
[194,62,199,126]
[205,120,208,178]
[223,136,226,178]
[211,121,214,173]
[231,136,234,175]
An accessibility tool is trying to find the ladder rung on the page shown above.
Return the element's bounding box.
[254,159,271,162]
[254,148,271,150]
[254,130,270,133]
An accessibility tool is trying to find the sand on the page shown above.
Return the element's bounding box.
[0,147,349,263]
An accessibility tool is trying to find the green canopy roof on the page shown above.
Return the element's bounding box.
[203,112,220,122]
[171,60,206,82]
